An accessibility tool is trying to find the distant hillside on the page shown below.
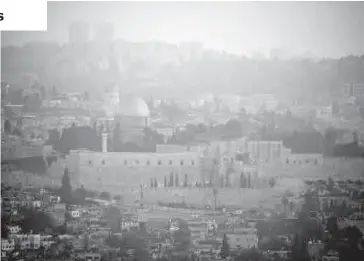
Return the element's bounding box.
[2,42,364,99]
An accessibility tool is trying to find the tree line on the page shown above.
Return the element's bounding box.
[149,173,189,188]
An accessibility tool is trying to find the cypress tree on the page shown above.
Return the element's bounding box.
[169,172,174,187]
[220,176,224,188]
[60,167,72,205]
[154,179,158,188]
[220,234,230,258]
[175,174,179,187]
[247,174,251,188]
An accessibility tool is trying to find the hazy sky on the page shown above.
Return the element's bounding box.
[2,1,364,58]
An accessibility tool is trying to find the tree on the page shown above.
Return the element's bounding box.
[291,234,311,261]
[1,216,9,238]
[60,167,72,205]
[220,234,230,258]
[113,195,122,202]
[150,178,154,188]
[172,219,191,252]
[169,172,174,187]
[183,174,188,187]
[4,119,12,134]
[322,200,330,213]
[236,248,269,261]
[281,197,289,216]
[360,106,364,120]
[213,188,219,211]
[52,85,58,96]
[39,85,46,99]
[153,179,158,188]
[337,200,348,217]
[223,120,243,138]
[240,173,245,188]
[332,100,340,116]
[65,211,72,222]
[327,177,335,191]
[105,206,122,233]
[268,177,276,188]
[175,174,179,187]
[100,191,111,201]
[20,207,55,234]
[113,123,122,152]
[74,186,86,204]
[288,201,295,216]
[323,128,337,156]
[84,91,90,101]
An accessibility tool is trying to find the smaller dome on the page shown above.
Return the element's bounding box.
[118,97,150,117]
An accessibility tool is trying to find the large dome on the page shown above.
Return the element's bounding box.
[118,96,150,117]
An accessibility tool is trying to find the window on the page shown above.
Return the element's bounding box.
[306,160,309,164]
[191,160,195,166]
[102,160,105,165]
[89,160,92,165]
[169,160,173,165]
[124,160,128,165]
[158,160,162,165]
[146,161,150,166]
[180,160,184,166]
[135,160,139,165]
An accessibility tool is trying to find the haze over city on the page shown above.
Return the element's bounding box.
[2,2,364,261]
[2,1,364,58]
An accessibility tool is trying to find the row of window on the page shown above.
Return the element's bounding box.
[285,158,319,164]
[88,159,196,166]
[245,142,282,150]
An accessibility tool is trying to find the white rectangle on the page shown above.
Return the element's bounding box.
[0,0,47,31]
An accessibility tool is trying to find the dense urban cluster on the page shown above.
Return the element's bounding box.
[2,167,364,261]
[2,17,364,261]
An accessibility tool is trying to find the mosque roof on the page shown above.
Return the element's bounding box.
[118,96,150,117]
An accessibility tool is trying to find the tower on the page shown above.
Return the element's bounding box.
[69,22,91,45]
[102,129,108,153]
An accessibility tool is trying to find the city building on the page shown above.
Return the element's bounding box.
[342,83,364,101]
[1,239,15,252]
[69,22,91,44]
[237,140,285,163]
[64,149,201,193]
[285,153,323,165]
[7,225,21,234]
[10,234,41,250]
[316,106,333,120]
[93,23,114,43]
[239,94,278,114]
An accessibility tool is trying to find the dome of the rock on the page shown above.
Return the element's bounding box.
[118,97,150,117]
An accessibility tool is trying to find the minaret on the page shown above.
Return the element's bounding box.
[102,128,108,153]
